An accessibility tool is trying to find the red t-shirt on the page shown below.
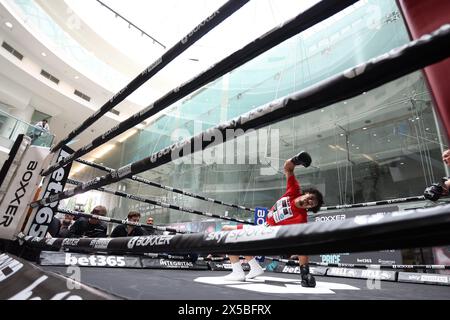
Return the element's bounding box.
[265,175,307,226]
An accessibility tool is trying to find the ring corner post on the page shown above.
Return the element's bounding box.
[0,135,49,241]
[397,0,450,141]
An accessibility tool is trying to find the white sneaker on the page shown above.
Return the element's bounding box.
[245,266,264,280]
[223,271,245,281]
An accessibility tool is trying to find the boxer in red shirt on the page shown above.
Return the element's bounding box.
[222,152,323,287]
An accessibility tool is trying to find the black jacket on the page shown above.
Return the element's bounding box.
[68,218,107,238]
[110,224,145,237]
[110,224,158,237]
[47,217,61,237]
[57,221,72,238]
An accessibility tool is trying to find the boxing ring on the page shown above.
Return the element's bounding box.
[36,266,450,300]
[1,0,450,302]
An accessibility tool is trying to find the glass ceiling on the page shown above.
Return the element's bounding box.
[9,0,128,92]
[9,0,327,109]
[61,0,324,106]
[64,0,321,68]
[121,0,394,164]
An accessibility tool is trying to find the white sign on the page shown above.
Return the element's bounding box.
[0,146,49,240]
[194,276,360,294]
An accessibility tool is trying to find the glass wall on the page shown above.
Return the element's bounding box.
[122,0,408,166]
[69,0,449,226]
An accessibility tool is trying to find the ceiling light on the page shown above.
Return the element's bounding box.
[400,162,405,165]
[41,52,47,57]
[362,127,367,130]
[373,133,377,137]
[340,133,344,136]
[5,22,13,28]
[74,75,79,80]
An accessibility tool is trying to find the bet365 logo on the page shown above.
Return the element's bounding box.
[65,253,125,267]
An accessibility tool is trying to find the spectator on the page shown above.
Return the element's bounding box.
[145,216,154,225]
[57,214,75,238]
[30,119,50,142]
[46,216,61,238]
[36,119,50,132]
[443,149,450,166]
[143,216,157,235]
[67,205,108,238]
[111,211,149,237]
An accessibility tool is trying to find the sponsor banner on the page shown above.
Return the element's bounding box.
[326,267,397,281]
[262,259,327,276]
[0,134,27,201]
[254,207,268,225]
[0,253,118,300]
[0,145,49,240]
[141,257,208,270]
[24,146,74,238]
[253,208,268,262]
[224,226,280,244]
[208,261,250,272]
[203,226,280,245]
[397,272,450,286]
[275,264,328,276]
[126,235,174,250]
[312,251,403,265]
[309,206,403,265]
[310,206,399,222]
[39,251,141,268]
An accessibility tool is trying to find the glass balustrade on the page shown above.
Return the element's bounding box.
[0,109,55,149]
